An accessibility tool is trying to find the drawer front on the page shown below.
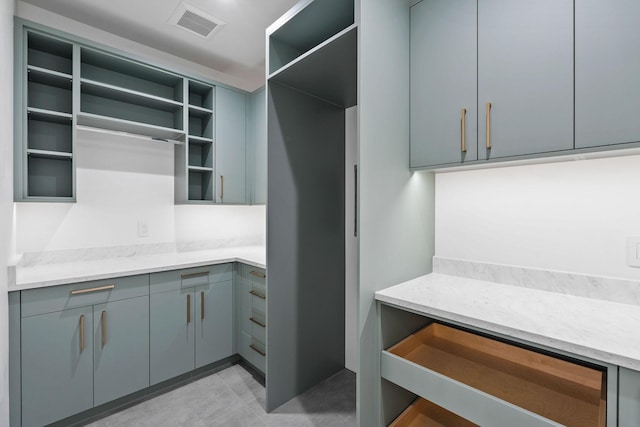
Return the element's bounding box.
[150,264,233,294]
[21,275,149,317]
[252,291,266,314]
[249,337,266,373]
[242,264,266,286]
[250,310,266,343]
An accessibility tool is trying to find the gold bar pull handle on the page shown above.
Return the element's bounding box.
[187,294,191,324]
[250,317,266,328]
[250,270,266,278]
[102,311,106,348]
[71,284,115,295]
[181,271,208,279]
[486,102,492,150]
[249,344,266,357]
[461,108,467,153]
[201,291,205,320]
[80,315,85,353]
[220,175,224,201]
[249,290,266,300]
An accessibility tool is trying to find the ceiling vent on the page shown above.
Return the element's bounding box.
[169,2,226,39]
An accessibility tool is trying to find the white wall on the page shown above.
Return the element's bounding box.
[436,155,640,279]
[16,1,254,91]
[0,0,15,423]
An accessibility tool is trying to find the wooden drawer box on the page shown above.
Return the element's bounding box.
[390,398,477,427]
[382,323,606,427]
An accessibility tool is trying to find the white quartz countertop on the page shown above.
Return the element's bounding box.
[10,245,266,291]
[376,272,640,371]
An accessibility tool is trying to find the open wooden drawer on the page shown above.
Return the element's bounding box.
[382,322,606,427]
[389,397,478,427]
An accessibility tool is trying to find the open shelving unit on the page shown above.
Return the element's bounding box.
[23,31,74,199]
[379,307,608,427]
[175,80,216,203]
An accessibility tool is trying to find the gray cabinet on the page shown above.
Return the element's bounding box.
[19,275,149,427]
[410,0,573,168]
[215,86,247,204]
[21,306,93,427]
[619,367,640,427]
[238,264,266,373]
[150,264,233,385]
[575,0,640,149]
[410,0,477,168]
[478,0,573,160]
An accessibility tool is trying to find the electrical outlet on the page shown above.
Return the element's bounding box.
[137,221,149,238]
[627,237,640,267]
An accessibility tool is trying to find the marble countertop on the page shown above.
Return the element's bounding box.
[376,268,640,371]
[10,245,266,291]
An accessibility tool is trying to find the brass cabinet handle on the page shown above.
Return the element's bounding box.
[250,317,266,328]
[486,102,492,149]
[80,315,85,353]
[181,271,208,279]
[201,291,205,320]
[250,270,266,278]
[220,175,224,200]
[70,284,115,295]
[102,310,106,348]
[461,108,467,153]
[249,290,266,300]
[249,344,266,357]
[187,294,191,324]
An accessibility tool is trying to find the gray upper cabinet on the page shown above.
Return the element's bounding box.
[575,0,640,149]
[619,367,640,427]
[410,0,477,168]
[478,0,574,160]
[215,86,247,204]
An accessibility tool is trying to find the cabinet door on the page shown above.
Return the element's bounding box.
[150,289,195,385]
[575,0,640,148]
[195,281,233,368]
[620,367,640,427]
[410,0,477,168]
[215,86,247,204]
[478,0,573,159]
[22,306,93,427]
[93,296,150,406]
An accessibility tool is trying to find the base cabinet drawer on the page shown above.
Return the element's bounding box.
[619,367,640,427]
[379,308,614,427]
[237,264,267,374]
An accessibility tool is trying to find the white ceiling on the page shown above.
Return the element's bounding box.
[21,0,300,89]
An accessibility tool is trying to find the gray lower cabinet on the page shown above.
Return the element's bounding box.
[238,264,266,373]
[21,306,94,427]
[575,0,640,149]
[150,264,233,385]
[619,367,640,427]
[215,86,247,204]
[410,0,477,168]
[19,275,150,427]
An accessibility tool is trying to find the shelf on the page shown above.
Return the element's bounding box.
[28,115,72,153]
[81,47,183,102]
[269,25,357,108]
[27,149,72,159]
[77,112,185,141]
[28,80,72,114]
[187,166,213,172]
[27,108,72,124]
[188,140,213,169]
[188,104,214,116]
[27,66,72,89]
[268,0,354,74]
[188,169,213,201]
[389,398,477,427]
[81,79,183,112]
[28,32,72,75]
[188,113,213,139]
[383,323,606,427]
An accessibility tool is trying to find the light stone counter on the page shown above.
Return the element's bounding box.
[10,245,265,291]
[376,257,640,371]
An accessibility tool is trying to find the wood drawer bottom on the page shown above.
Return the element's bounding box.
[389,398,477,427]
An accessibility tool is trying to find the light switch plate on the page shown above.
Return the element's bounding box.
[627,237,640,267]
[137,221,149,238]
